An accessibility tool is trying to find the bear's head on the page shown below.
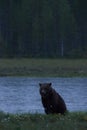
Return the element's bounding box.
[39,83,53,98]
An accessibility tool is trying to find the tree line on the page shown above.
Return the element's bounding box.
[0,0,87,58]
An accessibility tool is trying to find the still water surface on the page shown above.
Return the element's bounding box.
[0,77,87,113]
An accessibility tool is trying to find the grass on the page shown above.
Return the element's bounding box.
[0,111,87,130]
[0,58,87,77]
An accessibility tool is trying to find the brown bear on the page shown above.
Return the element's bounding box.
[39,83,67,115]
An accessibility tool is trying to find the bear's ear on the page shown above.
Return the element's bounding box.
[39,83,42,87]
[49,83,52,86]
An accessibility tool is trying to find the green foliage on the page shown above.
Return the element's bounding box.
[0,111,87,130]
[0,0,87,58]
[0,58,87,77]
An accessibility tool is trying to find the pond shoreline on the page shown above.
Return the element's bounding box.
[0,111,87,130]
[0,58,87,77]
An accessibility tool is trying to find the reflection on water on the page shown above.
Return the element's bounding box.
[0,77,87,113]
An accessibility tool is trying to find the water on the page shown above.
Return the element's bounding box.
[0,77,87,114]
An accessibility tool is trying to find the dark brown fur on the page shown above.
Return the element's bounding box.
[39,83,67,114]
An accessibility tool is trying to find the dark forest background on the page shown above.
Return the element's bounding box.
[0,0,87,58]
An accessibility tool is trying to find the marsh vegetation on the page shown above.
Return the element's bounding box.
[0,112,87,130]
[0,59,87,77]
